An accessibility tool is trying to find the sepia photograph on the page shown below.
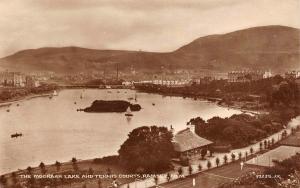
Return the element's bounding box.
[0,0,300,188]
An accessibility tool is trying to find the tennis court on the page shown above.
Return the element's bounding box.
[246,146,300,167]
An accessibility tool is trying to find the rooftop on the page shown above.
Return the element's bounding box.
[173,128,213,152]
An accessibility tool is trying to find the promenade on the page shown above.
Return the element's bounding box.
[120,116,300,188]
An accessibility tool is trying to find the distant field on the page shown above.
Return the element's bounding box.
[246,146,300,167]
[279,132,300,147]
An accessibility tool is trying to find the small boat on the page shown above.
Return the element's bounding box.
[6,109,10,112]
[16,104,20,107]
[74,102,77,104]
[125,107,133,117]
[11,133,23,138]
[53,90,58,96]
[134,94,138,102]
[127,97,134,100]
[107,91,112,93]
[152,103,155,106]
[49,96,53,99]
[80,94,83,99]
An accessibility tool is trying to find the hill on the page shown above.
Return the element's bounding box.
[0,25,299,74]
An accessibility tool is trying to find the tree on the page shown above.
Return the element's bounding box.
[271,138,275,145]
[188,165,193,175]
[72,157,77,164]
[216,157,220,167]
[282,130,287,138]
[72,158,79,172]
[118,126,174,173]
[198,164,202,171]
[27,166,33,174]
[259,142,263,151]
[238,152,242,160]
[264,140,268,149]
[154,176,159,185]
[223,155,228,164]
[250,147,254,154]
[200,148,207,160]
[39,162,46,174]
[207,161,212,169]
[231,153,236,162]
[55,161,61,172]
[245,151,248,159]
[166,173,171,182]
[178,167,183,176]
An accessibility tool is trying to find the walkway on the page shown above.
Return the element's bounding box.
[120,116,300,188]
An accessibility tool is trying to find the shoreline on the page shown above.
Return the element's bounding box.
[0,88,272,177]
[0,92,53,107]
[2,116,299,187]
[135,89,265,115]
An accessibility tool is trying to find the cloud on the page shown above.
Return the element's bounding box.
[0,0,299,57]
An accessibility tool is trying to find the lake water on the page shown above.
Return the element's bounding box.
[0,89,241,174]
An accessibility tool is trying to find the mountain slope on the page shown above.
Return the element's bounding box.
[175,25,300,71]
[0,25,299,73]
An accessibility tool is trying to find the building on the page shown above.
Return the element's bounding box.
[228,70,272,83]
[25,76,40,88]
[192,76,214,85]
[0,71,26,87]
[172,124,213,158]
[285,71,300,79]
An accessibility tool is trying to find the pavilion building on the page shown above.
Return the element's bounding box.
[172,124,213,159]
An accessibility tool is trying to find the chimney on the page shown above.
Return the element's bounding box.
[189,124,196,134]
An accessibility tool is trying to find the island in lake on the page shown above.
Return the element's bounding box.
[83,100,141,112]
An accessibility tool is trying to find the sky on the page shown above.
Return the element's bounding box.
[0,0,299,57]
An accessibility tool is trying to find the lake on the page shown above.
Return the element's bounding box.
[0,89,241,174]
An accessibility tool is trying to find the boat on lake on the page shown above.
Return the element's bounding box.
[125,107,133,117]
[53,90,58,96]
[11,133,23,138]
